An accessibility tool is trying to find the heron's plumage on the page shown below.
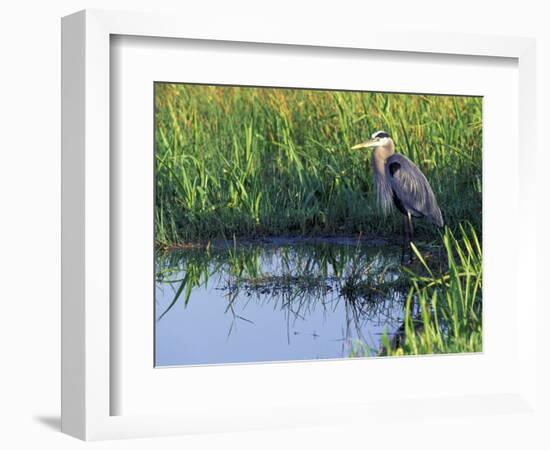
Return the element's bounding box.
[385,153,444,226]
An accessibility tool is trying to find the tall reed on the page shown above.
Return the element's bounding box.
[382,224,482,356]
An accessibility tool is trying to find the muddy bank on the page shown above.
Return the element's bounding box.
[159,234,393,251]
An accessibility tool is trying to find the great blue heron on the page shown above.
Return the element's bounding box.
[352,130,444,263]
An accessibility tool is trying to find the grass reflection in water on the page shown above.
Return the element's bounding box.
[155,238,409,364]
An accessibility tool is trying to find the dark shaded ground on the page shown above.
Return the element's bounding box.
[160,234,392,251]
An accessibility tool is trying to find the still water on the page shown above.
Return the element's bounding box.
[155,238,408,366]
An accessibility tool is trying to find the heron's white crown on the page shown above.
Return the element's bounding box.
[371,130,390,139]
[369,130,392,147]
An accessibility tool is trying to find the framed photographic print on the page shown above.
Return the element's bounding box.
[153,83,481,367]
[62,9,538,441]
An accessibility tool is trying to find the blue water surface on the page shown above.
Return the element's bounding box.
[155,240,405,366]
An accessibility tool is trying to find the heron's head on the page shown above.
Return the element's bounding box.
[351,131,393,150]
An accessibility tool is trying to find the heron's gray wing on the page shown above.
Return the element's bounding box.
[386,154,444,226]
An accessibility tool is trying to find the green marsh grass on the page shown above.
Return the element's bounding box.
[155,84,482,245]
[154,84,483,358]
[381,224,482,356]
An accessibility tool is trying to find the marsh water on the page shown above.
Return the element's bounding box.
[155,238,409,367]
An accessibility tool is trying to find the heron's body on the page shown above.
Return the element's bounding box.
[353,131,443,263]
[372,150,443,226]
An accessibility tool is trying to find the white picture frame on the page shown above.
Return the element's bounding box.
[61,9,538,441]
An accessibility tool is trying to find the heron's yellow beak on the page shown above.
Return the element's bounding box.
[351,139,377,150]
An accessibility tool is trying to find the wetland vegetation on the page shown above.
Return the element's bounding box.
[154,84,482,365]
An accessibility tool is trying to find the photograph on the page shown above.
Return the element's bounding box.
[154,83,482,367]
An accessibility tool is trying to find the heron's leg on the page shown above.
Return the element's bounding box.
[401,215,410,264]
[407,212,414,264]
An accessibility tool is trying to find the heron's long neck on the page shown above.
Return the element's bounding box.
[371,145,394,178]
[371,144,395,213]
